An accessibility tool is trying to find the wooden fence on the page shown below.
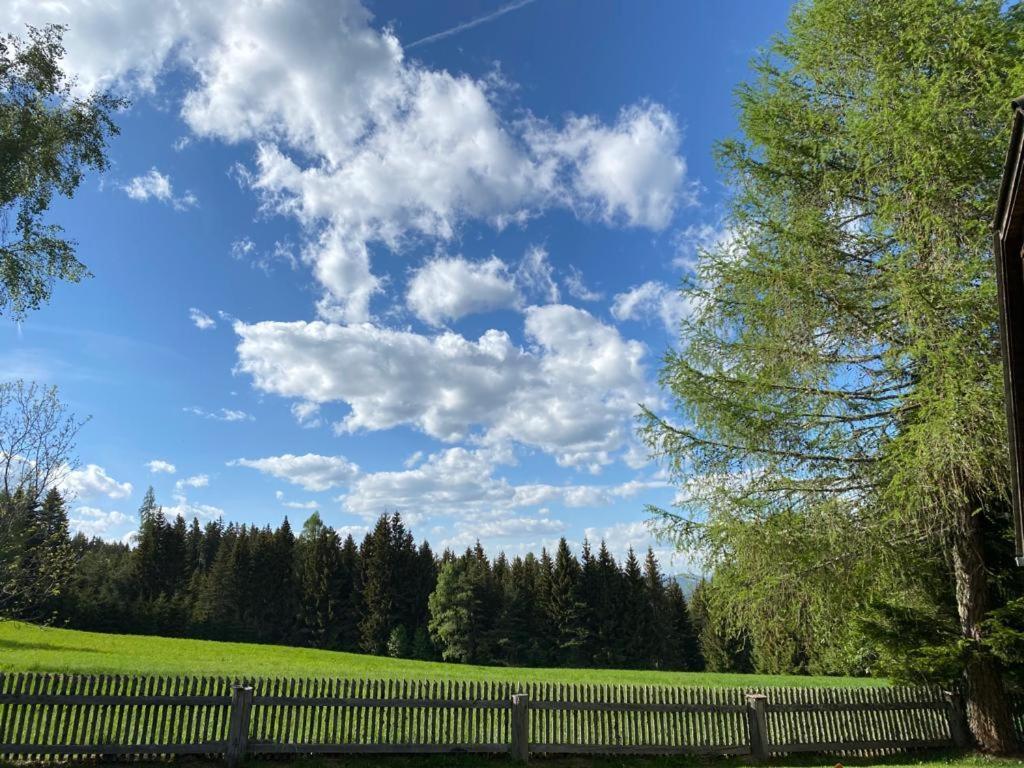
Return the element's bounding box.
[0,673,1018,763]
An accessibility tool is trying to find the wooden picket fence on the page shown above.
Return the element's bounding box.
[0,673,1017,763]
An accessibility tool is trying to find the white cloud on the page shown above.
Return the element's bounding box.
[175,473,209,490]
[564,265,602,302]
[62,464,133,500]
[121,168,198,210]
[407,256,519,326]
[231,237,298,274]
[672,222,738,270]
[231,237,256,260]
[290,401,322,429]
[69,506,132,540]
[527,103,692,229]
[229,453,360,492]
[611,281,691,335]
[189,308,216,330]
[514,246,559,304]
[234,304,651,468]
[183,406,254,422]
[163,494,225,521]
[275,490,320,510]
[341,444,665,522]
[440,514,566,551]
[11,1,689,323]
[582,519,688,570]
[146,459,177,474]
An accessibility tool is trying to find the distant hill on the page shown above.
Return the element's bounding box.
[670,573,702,597]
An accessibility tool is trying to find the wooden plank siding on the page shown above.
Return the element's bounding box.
[1,672,1022,761]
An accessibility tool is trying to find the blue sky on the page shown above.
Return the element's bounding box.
[2,0,791,567]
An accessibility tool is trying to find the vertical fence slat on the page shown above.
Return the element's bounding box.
[0,672,986,760]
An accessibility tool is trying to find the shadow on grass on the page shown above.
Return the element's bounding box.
[201,749,1024,768]
[0,638,103,654]
[4,749,1023,768]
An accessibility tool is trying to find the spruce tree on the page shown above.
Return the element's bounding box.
[549,539,585,665]
[359,514,396,655]
[642,548,670,667]
[297,513,343,648]
[665,580,703,671]
[619,548,649,668]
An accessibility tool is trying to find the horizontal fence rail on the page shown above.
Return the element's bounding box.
[1,673,1021,762]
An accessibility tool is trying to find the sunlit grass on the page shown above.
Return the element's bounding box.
[0,621,884,688]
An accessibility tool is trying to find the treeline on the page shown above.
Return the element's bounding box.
[38,488,706,671]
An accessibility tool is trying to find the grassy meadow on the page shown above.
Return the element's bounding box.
[0,621,884,688]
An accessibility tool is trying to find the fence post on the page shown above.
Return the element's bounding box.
[745,693,769,761]
[511,693,530,763]
[226,684,254,768]
[944,690,972,749]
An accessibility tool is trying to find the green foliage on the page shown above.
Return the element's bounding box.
[428,559,477,663]
[0,488,73,621]
[0,25,126,319]
[642,0,1024,678]
[387,625,410,659]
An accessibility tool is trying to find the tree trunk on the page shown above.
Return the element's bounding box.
[951,506,1017,754]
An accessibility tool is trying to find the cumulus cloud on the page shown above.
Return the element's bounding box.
[611,281,692,334]
[341,444,664,521]
[62,464,133,500]
[146,459,177,474]
[175,474,209,490]
[68,506,132,540]
[229,453,360,492]
[10,0,689,323]
[234,304,651,468]
[189,308,216,330]
[121,168,198,210]
[527,104,692,229]
[163,494,225,521]
[440,514,566,552]
[582,519,686,569]
[407,255,519,326]
[183,406,254,422]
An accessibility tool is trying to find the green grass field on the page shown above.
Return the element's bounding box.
[0,621,883,688]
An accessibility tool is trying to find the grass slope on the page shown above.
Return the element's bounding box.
[0,622,882,687]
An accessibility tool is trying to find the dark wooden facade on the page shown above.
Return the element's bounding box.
[993,97,1024,565]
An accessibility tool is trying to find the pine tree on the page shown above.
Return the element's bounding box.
[13,488,72,620]
[665,580,704,671]
[593,541,622,667]
[337,534,362,650]
[359,514,396,655]
[549,538,585,665]
[642,548,670,667]
[296,513,343,648]
[619,548,649,668]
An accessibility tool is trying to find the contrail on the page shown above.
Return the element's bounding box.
[406,0,538,49]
